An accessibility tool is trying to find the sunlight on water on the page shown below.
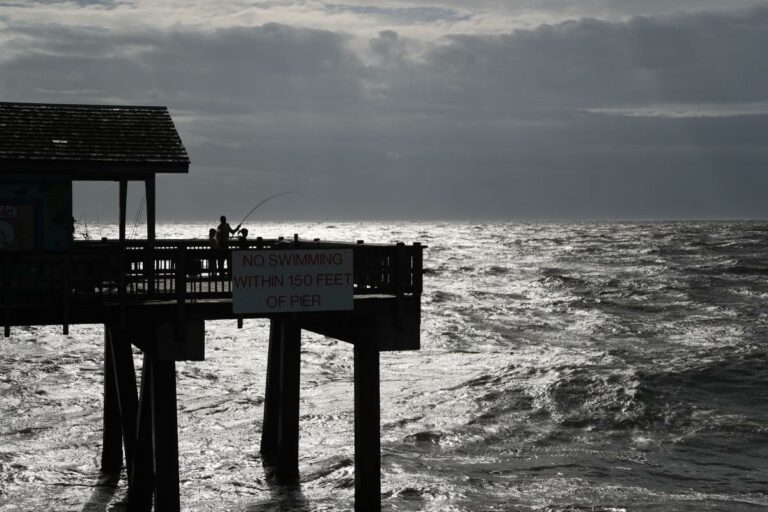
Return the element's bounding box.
[2,221,768,511]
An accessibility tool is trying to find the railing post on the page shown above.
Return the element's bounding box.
[176,244,187,339]
[119,178,127,242]
[412,243,423,294]
[394,242,406,327]
[118,248,127,328]
[144,242,155,296]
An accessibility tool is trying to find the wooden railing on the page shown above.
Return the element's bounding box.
[0,238,424,311]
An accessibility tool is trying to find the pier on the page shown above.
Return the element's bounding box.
[0,102,424,511]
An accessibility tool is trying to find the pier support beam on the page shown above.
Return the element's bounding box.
[101,328,123,473]
[101,325,139,475]
[261,319,301,483]
[354,342,381,512]
[261,320,281,462]
[128,355,180,512]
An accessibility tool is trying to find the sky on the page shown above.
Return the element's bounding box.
[1,0,768,220]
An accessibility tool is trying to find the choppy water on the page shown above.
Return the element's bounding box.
[2,221,768,511]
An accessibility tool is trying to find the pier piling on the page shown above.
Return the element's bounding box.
[128,353,181,512]
[354,342,381,512]
[101,329,124,474]
[261,319,301,483]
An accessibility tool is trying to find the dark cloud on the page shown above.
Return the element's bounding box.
[3,6,768,219]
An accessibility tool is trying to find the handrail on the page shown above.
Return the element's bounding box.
[0,239,425,308]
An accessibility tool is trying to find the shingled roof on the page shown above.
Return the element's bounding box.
[0,102,190,178]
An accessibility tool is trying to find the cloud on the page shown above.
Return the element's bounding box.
[2,4,768,219]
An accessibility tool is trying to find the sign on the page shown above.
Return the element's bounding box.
[232,249,353,313]
[0,205,17,218]
[0,205,34,250]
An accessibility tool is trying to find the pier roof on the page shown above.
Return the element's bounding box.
[0,102,189,178]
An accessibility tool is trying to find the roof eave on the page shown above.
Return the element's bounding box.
[0,159,190,180]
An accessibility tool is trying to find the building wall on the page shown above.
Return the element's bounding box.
[0,177,73,251]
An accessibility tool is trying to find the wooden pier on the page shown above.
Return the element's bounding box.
[0,102,424,511]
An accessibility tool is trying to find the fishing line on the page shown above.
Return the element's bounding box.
[130,194,145,240]
[236,191,299,228]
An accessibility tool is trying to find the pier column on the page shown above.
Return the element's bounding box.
[101,327,123,473]
[354,342,381,512]
[128,354,181,512]
[101,325,139,476]
[129,358,155,512]
[261,320,282,462]
[152,359,181,511]
[260,319,301,483]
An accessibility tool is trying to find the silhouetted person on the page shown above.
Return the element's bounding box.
[216,216,239,249]
[216,216,240,274]
[208,228,220,275]
[237,228,249,249]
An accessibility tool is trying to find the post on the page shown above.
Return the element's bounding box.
[129,357,155,512]
[101,327,123,473]
[128,353,181,512]
[144,175,156,294]
[119,178,127,242]
[176,245,187,339]
[152,359,181,511]
[354,342,381,512]
[260,319,301,483]
[106,324,138,476]
[277,321,300,483]
[145,175,156,242]
[261,319,282,463]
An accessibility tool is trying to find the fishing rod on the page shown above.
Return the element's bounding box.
[236,191,299,229]
[130,194,145,240]
[79,213,90,240]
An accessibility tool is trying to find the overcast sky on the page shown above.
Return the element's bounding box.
[2,1,768,220]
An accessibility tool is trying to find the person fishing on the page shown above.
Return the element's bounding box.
[213,192,298,273]
[216,215,240,249]
[216,216,240,275]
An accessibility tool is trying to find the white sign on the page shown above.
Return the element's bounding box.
[232,249,353,313]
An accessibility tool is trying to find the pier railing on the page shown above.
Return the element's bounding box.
[0,238,423,311]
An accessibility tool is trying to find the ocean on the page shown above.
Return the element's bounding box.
[1,221,767,511]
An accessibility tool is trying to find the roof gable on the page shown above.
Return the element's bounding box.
[0,102,190,178]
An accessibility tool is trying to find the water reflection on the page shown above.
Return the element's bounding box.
[243,463,310,512]
[245,476,309,511]
[80,472,121,512]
